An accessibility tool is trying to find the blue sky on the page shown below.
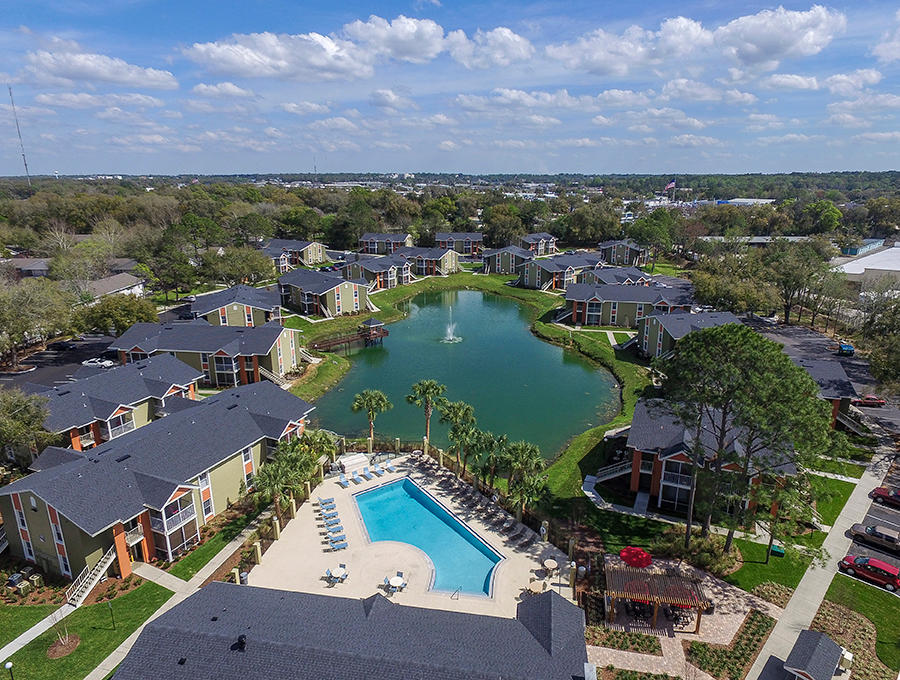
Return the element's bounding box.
[0,1,898,175]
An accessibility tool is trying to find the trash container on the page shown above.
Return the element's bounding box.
[239,571,249,585]
[20,565,35,578]
[769,545,785,558]
[29,573,44,588]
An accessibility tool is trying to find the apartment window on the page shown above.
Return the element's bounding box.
[219,308,228,324]
[586,301,602,326]
[198,472,209,487]
[22,540,34,561]
[103,412,135,440]
[128,351,149,363]
[335,288,342,315]
[245,306,253,326]
[610,301,618,325]
[15,508,26,527]
[59,554,70,575]
[200,353,209,369]
[213,355,238,386]
[242,448,253,465]
[202,498,213,517]
[30,496,37,510]
[53,524,63,543]
[353,287,359,311]
[636,303,645,320]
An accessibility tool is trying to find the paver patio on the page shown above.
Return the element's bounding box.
[249,454,572,618]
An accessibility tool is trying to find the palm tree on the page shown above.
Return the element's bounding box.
[438,400,475,473]
[405,379,447,443]
[452,423,479,480]
[351,389,393,440]
[254,457,296,526]
[504,440,544,489]
[480,432,508,491]
[299,429,336,461]
[508,471,547,522]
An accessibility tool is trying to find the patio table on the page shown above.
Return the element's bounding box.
[528,580,545,594]
[389,575,404,588]
[331,567,346,579]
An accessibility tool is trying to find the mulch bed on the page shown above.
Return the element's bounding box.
[812,600,894,680]
[47,633,80,659]
[202,534,275,587]
[683,609,775,680]
[586,626,664,655]
[81,573,144,606]
[750,582,793,608]
[599,670,680,680]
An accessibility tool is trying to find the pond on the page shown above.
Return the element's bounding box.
[309,289,620,458]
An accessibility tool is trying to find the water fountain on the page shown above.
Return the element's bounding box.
[441,305,462,343]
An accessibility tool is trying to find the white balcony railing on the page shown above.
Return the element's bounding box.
[640,461,654,474]
[662,471,692,487]
[150,503,197,533]
[125,524,144,546]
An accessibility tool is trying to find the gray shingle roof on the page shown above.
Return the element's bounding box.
[483,245,535,259]
[645,311,740,340]
[112,582,587,680]
[109,320,287,357]
[791,358,857,401]
[393,246,455,260]
[520,232,556,243]
[359,232,411,242]
[260,239,319,258]
[597,239,645,250]
[0,382,315,536]
[278,268,353,295]
[344,254,410,274]
[85,273,143,298]
[25,354,203,432]
[191,285,280,316]
[565,283,693,306]
[530,253,605,272]
[583,266,652,285]
[435,232,484,241]
[783,630,841,680]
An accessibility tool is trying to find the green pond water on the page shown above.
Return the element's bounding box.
[310,289,620,458]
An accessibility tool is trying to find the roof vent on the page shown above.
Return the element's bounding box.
[57,390,70,396]
[235,634,247,652]
[115,454,131,463]
[211,616,218,621]
[226,404,238,410]
[178,658,186,665]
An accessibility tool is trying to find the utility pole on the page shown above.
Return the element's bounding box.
[8,86,32,186]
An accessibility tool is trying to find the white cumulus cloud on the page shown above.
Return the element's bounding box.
[281,101,330,115]
[670,134,720,147]
[873,10,900,62]
[823,69,881,96]
[446,27,534,68]
[25,43,177,89]
[760,73,819,90]
[344,15,445,63]
[192,82,255,97]
[370,89,416,110]
[34,92,164,108]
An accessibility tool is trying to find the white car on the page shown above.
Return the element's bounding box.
[81,357,115,368]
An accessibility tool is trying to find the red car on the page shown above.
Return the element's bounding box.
[872,487,900,509]
[852,394,886,407]
[839,555,900,591]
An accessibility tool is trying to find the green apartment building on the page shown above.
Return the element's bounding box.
[279,268,371,317]
[0,383,314,591]
[191,285,282,327]
[636,311,739,357]
[482,246,534,274]
[565,283,694,328]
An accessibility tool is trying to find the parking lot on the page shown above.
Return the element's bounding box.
[0,335,115,389]
[847,463,900,570]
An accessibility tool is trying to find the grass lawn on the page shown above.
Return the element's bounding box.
[825,574,900,671]
[810,475,856,525]
[168,508,262,581]
[0,602,59,649]
[149,282,218,307]
[8,582,172,680]
[640,260,688,278]
[613,332,633,344]
[577,505,669,552]
[289,353,350,402]
[809,457,866,479]
[724,538,812,592]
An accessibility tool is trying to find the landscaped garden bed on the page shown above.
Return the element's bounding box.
[684,609,775,680]
[750,581,793,608]
[812,598,893,680]
[600,668,680,680]
[585,627,663,655]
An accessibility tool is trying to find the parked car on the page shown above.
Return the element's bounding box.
[852,394,886,407]
[180,295,196,302]
[837,343,855,356]
[47,340,77,351]
[849,524,900,553]
[838,555,900,591]
[871,486,900,509]
[178,312,195,320]
[81,357,115,368]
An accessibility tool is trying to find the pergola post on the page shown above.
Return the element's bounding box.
[651,602,659,629]
[695,608,702,634]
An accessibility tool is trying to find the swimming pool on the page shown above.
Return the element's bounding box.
[354,478,503,596]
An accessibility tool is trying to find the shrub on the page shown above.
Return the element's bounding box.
[649,526,738,577]
[586,627,663,655]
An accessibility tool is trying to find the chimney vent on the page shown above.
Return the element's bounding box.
[237,634,247,651]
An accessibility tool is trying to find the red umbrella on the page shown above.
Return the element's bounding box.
[619,546,652,568]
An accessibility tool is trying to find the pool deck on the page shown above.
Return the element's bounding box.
[249,454,572,618]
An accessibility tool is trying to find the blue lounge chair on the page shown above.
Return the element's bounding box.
[330,534,346,543]
[327,525,344,534]
[384,459,397,473]
[324,517,341,527]
[319,502,336,512]
[339,572,348,583]
[322,510,339,520]
[325,569,333,579]
[372,463,385,476]
[337,474,350,488]
[351,470,363,484]
[396,571,404,578]
[330,540,348,550]
[318,496,335,505]
[361,467,374,480]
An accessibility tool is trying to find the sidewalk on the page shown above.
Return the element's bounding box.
[747,429,894,680]
[82,509,271,680]
[0,602,76,662]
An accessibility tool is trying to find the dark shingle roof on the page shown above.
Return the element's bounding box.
[435,232,483,241]
[109,320,287,357]
[0,383,315,536]
[597,238,645,250]
[783,630,841,680]
[25,354,203,432]
[28,447,85,472]
[393,246,455,260]
[645,311,740,340]
[483,245,535,259]
[278,268,353,295]
[530,253,605,272]
[520,232,556,243]
[791,358,857,400]
[111,583,587,680]
[565,283,693,306]
[345,254,410,274]
[260,239,319,257]
[191,285,280,316]
[359,232,411,242]
[583,266,651,285]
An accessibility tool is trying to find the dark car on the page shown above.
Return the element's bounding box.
[839,554,900,591]
[852,394,886,407]
[47,340,77,351]
[871,486,900,509]
[178,312,195,320]
[850,524,900,553]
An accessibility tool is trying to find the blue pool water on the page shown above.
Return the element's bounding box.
[354,478,502,596]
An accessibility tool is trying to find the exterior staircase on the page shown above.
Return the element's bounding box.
[0,526,7,554]
[594,460,633,482]
[541,279,554,291]
[66,544,116,606]
[365,298,379,312]
[297,348,321,364]
[836,412,867,436]
[258,365,288,386]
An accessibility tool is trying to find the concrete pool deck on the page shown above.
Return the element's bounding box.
[249,454,572,618]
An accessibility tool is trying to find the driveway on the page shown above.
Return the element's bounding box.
[845,462,900,571]
[0,335,115,389]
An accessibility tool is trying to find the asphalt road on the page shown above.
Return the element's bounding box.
[0,335,115,389]
[158,303,192,324]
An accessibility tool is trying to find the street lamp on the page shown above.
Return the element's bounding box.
[5,660,13,680]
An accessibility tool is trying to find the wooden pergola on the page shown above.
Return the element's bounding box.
[604,564,709,633]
